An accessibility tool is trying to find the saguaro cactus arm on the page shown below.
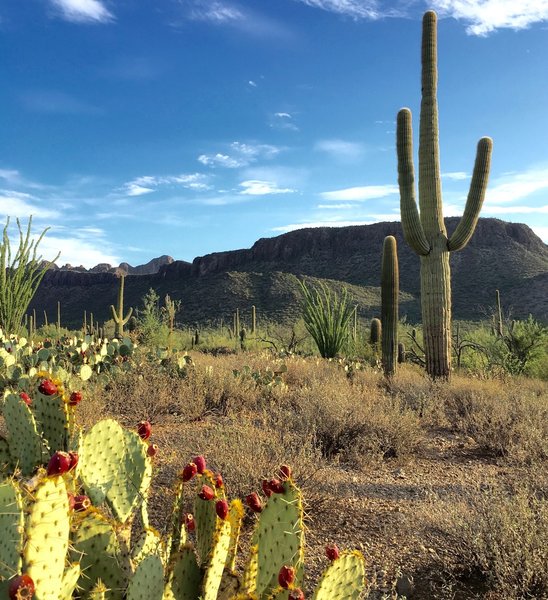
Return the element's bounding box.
[448,137,493,251]
[397,108,430,256]
[110,275,133,337]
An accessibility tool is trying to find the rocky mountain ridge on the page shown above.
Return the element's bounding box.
[30,218,548,328]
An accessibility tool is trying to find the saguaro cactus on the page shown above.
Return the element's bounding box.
[110,275,133,338]
[381,236,399,378]
[396,11,492,379]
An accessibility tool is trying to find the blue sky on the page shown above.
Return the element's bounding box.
[1,0,548,267]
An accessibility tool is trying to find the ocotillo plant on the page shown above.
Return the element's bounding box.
[396,11,492,379]
[381,236,399,378]
[110,275,133,338]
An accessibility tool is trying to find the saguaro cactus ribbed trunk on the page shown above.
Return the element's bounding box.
[381,236,399,378]
[110,275,133,338]
[396,11,492,379]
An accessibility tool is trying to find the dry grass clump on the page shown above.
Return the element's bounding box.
[424,479,548,599]
[442,376,548,463]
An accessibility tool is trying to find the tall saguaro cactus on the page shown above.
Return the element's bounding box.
[381,236,399,378]
[110,275,133,338]
[396,11,492,379]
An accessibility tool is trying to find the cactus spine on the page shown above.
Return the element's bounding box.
[396,11,492,379]
[381,236,399,378]
[110,275,133,338]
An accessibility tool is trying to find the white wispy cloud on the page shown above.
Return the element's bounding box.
[292,0,383,19]
[442,171,470,180]
[317,203,355,209]
[320,184,399,201]
[120,173,211,196]
[239,180,296,195]
[430,0,548,36]
[485,166,548,203]
[0,190,60,220]
[248,80,257,87]
[39,229,120,267]
[272,219,372,233]
[50,0,114,24]
[482,204,548,215]
[198,142,282,169]
[187,0,244,23]
[269,112,299,132]
[315,139,366,162]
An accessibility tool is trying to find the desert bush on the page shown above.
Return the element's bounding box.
[443,377,548,463]
[427,481,548,599]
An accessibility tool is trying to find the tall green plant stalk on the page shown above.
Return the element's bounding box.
[0,217,58,335]
[381,236,399,378]
[298,279,354,358]
[396,11,492,379]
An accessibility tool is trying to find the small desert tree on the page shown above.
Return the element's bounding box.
[0,216,59,335]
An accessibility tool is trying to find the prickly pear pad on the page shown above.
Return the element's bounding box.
[131,527,165,567]
[202,517,232,600]
[241,543,258,595]
[24,477,70,600]
[194,471,223,566]
[71,511,128,600]
[0,481,23,594]
[253,480,305,598]
[32,386,69,454]
[126,553,164,600]
[59,563,81,600]
[0,436,11,474]
[3,393,43,475]
[163,546,202,600]
[265,588,290,600]
[226,498,244,571]
[311,550,366,600]
[79,419,152,523]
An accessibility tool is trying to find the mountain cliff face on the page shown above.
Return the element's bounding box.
[30,218,548,328]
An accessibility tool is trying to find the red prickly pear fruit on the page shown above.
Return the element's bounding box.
[193,455,206,474]
[267,478,285,494]
[184,513,195,532]
[278,565,295,589]
[198,485,215,501]
[278,464,292,480]
[289,589,305,600]
[73,495,91,512]
[325,543,340,561]
[19,392,31,406]
[38,379,57,396]
[181,462,197,482]
[147,443,159,457]
[8,573,35,600]
[215,499,229,520]
[47,451,72,476]
[137,420,152,440]
[214,473,223,488]
[68,451,79,471]
[67,492,76,511]
[262,479,273,497]
[245,492,263,513]
[68,391,82,406]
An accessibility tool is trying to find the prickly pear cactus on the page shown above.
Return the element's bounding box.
[311,551,366,599]
[24,477,71,600]
[3,392,43,475]
[78,418,152,523]
[163,545,202,600]
[249,479,305,598]
[126,553,164,600]
[0,481,24,596]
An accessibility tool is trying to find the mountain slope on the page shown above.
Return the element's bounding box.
[29,218,548,329]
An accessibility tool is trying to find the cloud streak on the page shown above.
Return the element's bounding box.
[50,0,114,24]
[198,142,283,168]
[239,180,296,195]
[320,184,399,201]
